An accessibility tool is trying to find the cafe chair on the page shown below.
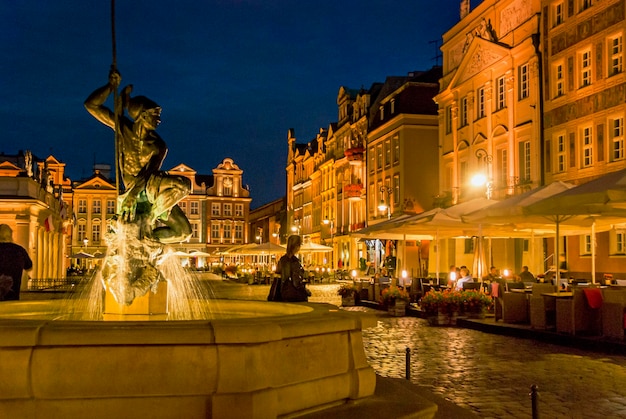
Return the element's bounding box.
[529,283,558,329]
[602,289,626,340]
[556,287,603,335]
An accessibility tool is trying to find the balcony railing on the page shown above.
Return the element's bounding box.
[344,146,364,162]
[343,183,363,198]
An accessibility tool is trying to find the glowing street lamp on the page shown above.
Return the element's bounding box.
[378,186,393,219]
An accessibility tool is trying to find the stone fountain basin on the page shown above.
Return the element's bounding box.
[0,300,376,419]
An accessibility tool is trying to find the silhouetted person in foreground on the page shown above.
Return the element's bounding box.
[0,224,32,301]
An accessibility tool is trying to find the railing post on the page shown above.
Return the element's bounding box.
[530,384,539,419]
[405,347,411,380]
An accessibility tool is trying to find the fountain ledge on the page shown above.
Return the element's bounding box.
[0,300,377,419]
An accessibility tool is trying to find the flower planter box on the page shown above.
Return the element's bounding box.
[388,301,406,317]
[341,296,355,307]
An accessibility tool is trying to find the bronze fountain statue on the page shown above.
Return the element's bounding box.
[84,69,192,307]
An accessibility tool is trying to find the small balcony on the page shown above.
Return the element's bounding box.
[344,147,364,163]
[343,183,363,199]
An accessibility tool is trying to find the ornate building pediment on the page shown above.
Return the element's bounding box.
[450,39,509,87]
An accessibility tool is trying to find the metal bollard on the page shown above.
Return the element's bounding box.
[530,384,539,419]
[405,347,411,380]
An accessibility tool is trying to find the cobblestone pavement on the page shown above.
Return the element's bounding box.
[206,279,626,418]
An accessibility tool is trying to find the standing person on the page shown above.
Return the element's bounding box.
[0,224,33,301]
[268,235,310,302]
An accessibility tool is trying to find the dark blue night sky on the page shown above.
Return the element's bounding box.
[1,0,462,207]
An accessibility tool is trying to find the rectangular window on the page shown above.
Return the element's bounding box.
[496,76,506,110]
[191,222,198,239]
[616,230,626,254]
[224,203,232,217]
[92,224,100,242]
[384,140,391,167]
[77,224,86,241]
[392,136,400,164]
[92,200,101,214]
[190,201,199,215]
[518,63,529,100]
[557,133,566,172]
[390,99,395,114]
[582,235,592,255]
[460,96,468,126]
[476,87,485,119]
[223,186,232,196]
[106,199,116,215]
[609,34,624,76]
[179,201,187,214]
[235,204,243,217]
[369,147,376,173]
[211,203,220,216]
[498,149,508,190]
[580,49,592,87]
[554,2,563,26]
[519,141,531,182]
[376,145,383,171]
[211,224,220,240]
[393,175,400,206]
[445,106,452,134]
[78,199,87,214]
[235,224,243,239]
[580,0,592,12]
[554,62,564,97]
[223,224,232,239]
[611,116,624,161]
[379,105,384,121]
[581,126,593,167]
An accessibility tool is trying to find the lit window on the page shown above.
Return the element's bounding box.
[369,147,376,173]
[496,76,506,110]
[211,224,220,240]
[460,96,468,126]
[393,175,400,206]
[190,201,199,215]
[223,224,232,239]
[393,136,400,164]
[611,116,624,161]
[580,0,591,12]
[106,199,116,215]
[211,203,220,216]
[498,149,508,190]
[581,235,592,255]
[235,224,243,239]
[476,87,485,119]
[77,224,86,241]
[611,229,626,255]
[224,203,232,217]
[609,34,623,76]
[518,63,529,100]
[581,126,593,167]
[384,140,391,167]
[235,204,243,217]
[92,224,100,242]
[554,2,564,26]
[376,145,383,171]
[580,49,592,87]
[556,133,566,172]
[78,199,87,214]
[519,141,531,182]
[191,222,198,239]
[554,62,564,97]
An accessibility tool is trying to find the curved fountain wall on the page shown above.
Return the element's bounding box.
[0,300,376,419]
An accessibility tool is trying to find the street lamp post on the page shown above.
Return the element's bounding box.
[323,218,334,268]
[378,186,393,219]
[472,149,493,199]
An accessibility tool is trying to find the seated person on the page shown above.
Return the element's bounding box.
[455,267,473,290]
[518,266,535,282]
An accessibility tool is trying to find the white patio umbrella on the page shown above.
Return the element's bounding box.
[299,242,333,253]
